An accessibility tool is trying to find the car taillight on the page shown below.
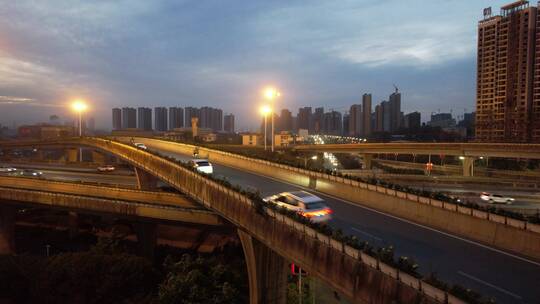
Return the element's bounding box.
[301,208,332,218]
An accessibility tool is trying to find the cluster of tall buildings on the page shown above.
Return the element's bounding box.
[269,88,416,137]
[112,106,234,133]
[476,1,540,142]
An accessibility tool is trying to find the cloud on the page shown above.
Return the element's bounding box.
[0,95,62,108]
[0,0,487,129]
[329,23,473,67]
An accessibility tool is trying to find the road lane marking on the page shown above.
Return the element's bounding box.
[152,146,540,267]
[457,271,522,300]
[351,227,382,241]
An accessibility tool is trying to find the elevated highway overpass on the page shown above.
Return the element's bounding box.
[3,137,540,303]
[0,138,455,304]
[293,142,540,177]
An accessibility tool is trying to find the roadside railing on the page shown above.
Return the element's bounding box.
[137,137,540,234]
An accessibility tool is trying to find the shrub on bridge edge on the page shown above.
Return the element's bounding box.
[131,142,495,304]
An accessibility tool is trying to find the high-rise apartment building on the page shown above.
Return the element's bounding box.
[381,101,391,132]
[323,111,342,135]
[389,89,401,132]
[112,108,122,130]
[213,108,223,131]
[404,112,421,130]
[199,106,223,131]
[137,107,152,131]
[476,1,540,142]
[375,105,383,132]
[154,107,168,132]
[349,104,363,137]
[362,93,372,136]
[343,113,350,136]
[121,107,136,129]
[169,107,184,130]
[313,107,324,133]
[224,113,235,133]
[278,109,293,132]
[185,107,200,127]
[297,107,312,132]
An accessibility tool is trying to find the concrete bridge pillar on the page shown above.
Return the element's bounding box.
[134,167,158,190]
[462,156,474,177]
[65,148,78,163]
[361,153,373,170]
[134,222,157,260]
[0,205,16,255]
[68,211,79,239]
[238,229,287,304]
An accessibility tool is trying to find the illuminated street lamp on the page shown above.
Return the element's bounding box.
[71,99,88,161]
[263,87,280,152]
[260,105,272,151]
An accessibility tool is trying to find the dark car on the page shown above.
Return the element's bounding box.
[19,169,43,178]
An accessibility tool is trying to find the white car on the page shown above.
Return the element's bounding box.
[263,191,333,223]
[480,192,515,204]
[0,166,17,173]
[97,165,115,172]
[133,142,147,150]
[191,159,213,174]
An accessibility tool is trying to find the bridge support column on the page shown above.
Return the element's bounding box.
[68,211,79,239]
[134,222,157,260]
[238,229,287,304]
[462,156,474,177]
[135,167,158,190]
[361,153,373,170]
[0,205,15,255]
[65,148,78,163]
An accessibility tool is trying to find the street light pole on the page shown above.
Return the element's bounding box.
[264,114,267,151]
[271,112,274,152]
[78,110,83,161]
[71,99,87,163]
[262,87,280,153]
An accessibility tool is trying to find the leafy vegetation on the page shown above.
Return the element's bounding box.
[0,231,248,304]
[159,254,244,304]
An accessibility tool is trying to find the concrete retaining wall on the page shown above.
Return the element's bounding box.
[132,137,540,261]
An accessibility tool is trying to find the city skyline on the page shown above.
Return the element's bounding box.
[0,1,511,130]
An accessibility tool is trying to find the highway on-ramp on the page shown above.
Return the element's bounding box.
[142,141,540,304]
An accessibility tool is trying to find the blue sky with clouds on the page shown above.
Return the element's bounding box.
[0,0,513,130]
